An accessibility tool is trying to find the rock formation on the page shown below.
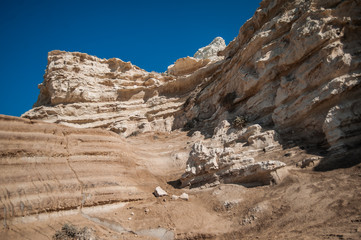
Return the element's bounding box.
[22,0,361,156]
[21,50,185,137]
[181,120,285,188]
[2,0,361,239]
[194,36,226,61]
[167,36,226,76]
[178,0,361,154]
[0,115,148,221]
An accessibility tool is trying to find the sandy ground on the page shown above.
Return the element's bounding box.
[1,116,361,239]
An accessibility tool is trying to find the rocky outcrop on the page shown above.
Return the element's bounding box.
[22,51,184,136]
[178,0,361,153]
[193,36,226,61]
[21,44,225,137]
[23,0,360,156]
[167,57,211,76]
[0,115,149,222]
[2,0,361,238]
[167,37,226,76]
[181,120,285,188]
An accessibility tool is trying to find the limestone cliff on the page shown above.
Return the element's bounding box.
[23,0,361,157]
[2,0,361,238]
[179,0,361,153]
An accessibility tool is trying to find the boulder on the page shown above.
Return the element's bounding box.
[154,186,168,197]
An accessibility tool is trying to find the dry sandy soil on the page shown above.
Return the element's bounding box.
[0,115,361,240]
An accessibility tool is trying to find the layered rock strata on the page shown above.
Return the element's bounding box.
[181,120,285,187]
[22,44,224,137]
[167,36,226,76]
[0,115,149,222]
[23,0,361,157]
[179,0,361,152]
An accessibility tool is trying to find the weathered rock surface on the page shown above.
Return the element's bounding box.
[167,37,226,76]
[3,0,361,239]
[22,0,361,155]
[193,36,226,61]
[181,120,285,187]
[154,186,168,197]
[178,0,361,153]
[0,115,149,222]
[21,50,184,137]
[167,57,211,76]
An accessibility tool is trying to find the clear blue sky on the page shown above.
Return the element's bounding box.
[0,0,260,117]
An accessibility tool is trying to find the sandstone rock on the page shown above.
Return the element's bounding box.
[167,57,211,76]
[3,1,361,238]
[180,119,286,188]
[194,37,226,61]
[181,140,284,187]
[154,186,168,197]
[21,51,187,137]
[0,115,149,220]
[180,0,361,153]
[22,0,361,162]
[166,37,226,77]
[322,99,361,151]
[247,130,280,150]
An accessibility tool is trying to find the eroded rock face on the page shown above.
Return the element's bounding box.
[181,120,285,188]
[23,0,361,154]
[0,115,149,220]
[193,36,226,61]
[22,51,185,136]
[167,57,211,76]
[179,0,361,152]
[166,37,226,76]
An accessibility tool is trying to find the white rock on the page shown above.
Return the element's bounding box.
[181,125,286,188]
[167,57,210,76]
[179,193,189,201]
[194,37,226,61]
[247,130,280,149]
[154,186,168,197]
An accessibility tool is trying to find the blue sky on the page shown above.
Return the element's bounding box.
[0,0,259,117]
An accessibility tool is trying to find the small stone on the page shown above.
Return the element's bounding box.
[154,186,168,197]
[179,193,189,201]
[128,217,132,220]
[131,212,134,216]
[171,195,179,200]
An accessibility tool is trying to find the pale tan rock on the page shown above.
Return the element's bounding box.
[22,0,361,156]
[181,0,361,152]
[0,115,149,220]
[3,1,361,237]
[167,57,211,76]
[181,123,284,188]
[194,37,226,61]
[247,130,280,150]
